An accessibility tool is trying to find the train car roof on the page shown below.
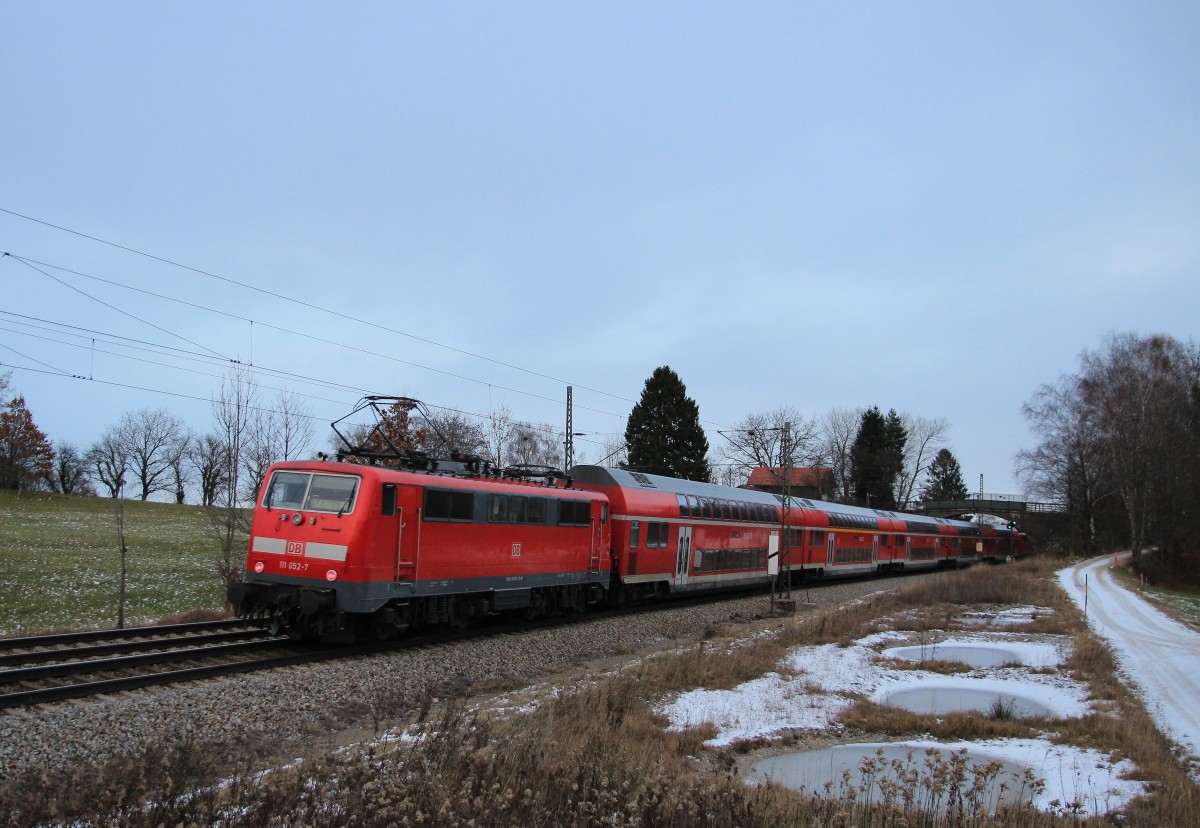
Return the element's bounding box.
[569,465,998,535]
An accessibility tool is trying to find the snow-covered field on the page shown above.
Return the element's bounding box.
[658,618,1145,815]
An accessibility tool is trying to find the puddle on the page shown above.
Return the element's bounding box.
[749,743,1036,811]
[883,641,1060,668]
[875,684,1056,717]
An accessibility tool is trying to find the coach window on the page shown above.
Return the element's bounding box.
[646,522,660,548]
[701,498,713,519]
[630,520,640,548]
[677,494,691,517]
[509,496,528,523]
[488,494,508,523]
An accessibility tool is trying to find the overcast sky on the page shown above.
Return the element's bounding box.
[2,2,1197,495]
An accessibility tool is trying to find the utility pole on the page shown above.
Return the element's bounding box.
[564,386,574,472]
[779,421,792,601]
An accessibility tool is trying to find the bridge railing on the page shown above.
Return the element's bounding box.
[908,494,1066,514]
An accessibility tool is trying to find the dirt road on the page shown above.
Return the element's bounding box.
[1060,554,1200,774]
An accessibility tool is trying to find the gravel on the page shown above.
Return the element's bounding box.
[0,578,896,780]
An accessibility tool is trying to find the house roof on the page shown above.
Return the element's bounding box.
[745,466,834,489]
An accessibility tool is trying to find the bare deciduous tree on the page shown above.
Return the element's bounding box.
[505,423,563,469]
[819,407,862,503]
[189,432,229,507]
[86,428,130,498]
[1017,374,1111,558]
[894,415,950,508]
[240,388,317,501]
[49,441,94,495]
[717,406,821,487]
[1079,334,1199,561]
[208,368,258,595]
[121,408,189,501]
[417,408,487,457]
[484,404,518,467]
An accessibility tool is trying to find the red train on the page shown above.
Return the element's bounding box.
[230,459,1032,642]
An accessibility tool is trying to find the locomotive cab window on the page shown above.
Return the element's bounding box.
[264,471,359,515]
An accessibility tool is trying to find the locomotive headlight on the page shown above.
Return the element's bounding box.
[326,570,338,581]
[292,513,303,526]
[254,561,265,573]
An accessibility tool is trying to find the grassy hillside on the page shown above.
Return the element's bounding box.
[0,490,237,635]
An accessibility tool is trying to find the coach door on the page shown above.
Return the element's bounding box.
[674,526,693,590]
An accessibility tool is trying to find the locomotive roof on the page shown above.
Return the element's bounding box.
[569,465,1000,535]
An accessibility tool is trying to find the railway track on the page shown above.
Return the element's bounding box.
[0,569,942,711]
[0,620,306,709]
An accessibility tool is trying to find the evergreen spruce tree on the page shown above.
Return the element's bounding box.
[849,406,903,509]
[623,366,711,481]
[920,447,969,502]
[883,408,908,504]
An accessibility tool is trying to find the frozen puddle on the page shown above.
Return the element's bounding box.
[876,683,1055,717]
[750,743,1035,811]
[749,740,1142,816]
[883,640,1061,669]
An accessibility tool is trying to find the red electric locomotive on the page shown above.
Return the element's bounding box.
[230,460,611,642]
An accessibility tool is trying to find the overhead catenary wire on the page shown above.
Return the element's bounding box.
[4,253,226,360]
[0,312,620,450]
[1,209,733,450]
[0,255,632,422]
[0,207,633,404]
[0,210,734,431]
[0,341,613,455]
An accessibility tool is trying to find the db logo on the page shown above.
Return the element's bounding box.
[286,540,306,556]
[511,543,522,557]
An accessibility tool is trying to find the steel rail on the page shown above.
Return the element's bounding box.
[0,637,290,684]
[0,619,253,651]
[0,628,270,668]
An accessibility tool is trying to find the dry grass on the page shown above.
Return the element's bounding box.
[840,700,1042,742]
[878,656,974,675]
[4,558,1199,827]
